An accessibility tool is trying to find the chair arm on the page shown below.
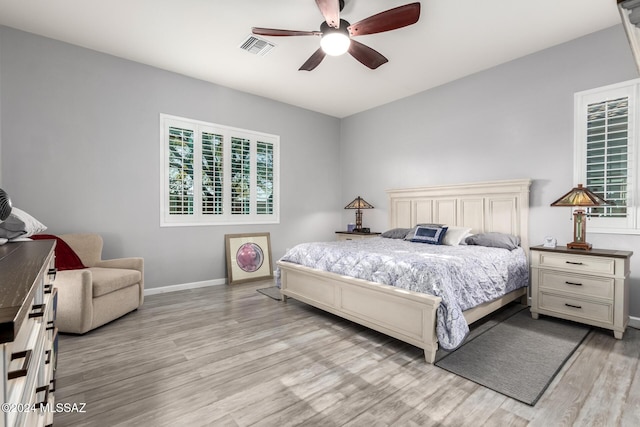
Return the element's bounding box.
[94,257,145,304]
[54,269,94,334]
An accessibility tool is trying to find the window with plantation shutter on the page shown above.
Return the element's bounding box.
[574,80,639,234]
[585,97,628,218]
[160,114,279,226]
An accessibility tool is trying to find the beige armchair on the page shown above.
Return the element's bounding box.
[53,233,144,334]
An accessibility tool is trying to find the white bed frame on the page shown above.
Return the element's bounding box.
[277,179,532,363]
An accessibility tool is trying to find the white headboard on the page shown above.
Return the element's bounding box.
[387,179,531,250]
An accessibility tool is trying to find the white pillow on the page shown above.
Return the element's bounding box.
[0,207,47,239]
[442,226,472,246]
[458,232,473,245]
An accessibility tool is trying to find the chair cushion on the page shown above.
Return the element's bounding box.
[89,267,142,297]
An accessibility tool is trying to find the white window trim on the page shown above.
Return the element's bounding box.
[574,78,640,235]
[160,114,280,227]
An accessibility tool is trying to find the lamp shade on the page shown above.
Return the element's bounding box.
[550,184,610,207]
[344,196,374,210]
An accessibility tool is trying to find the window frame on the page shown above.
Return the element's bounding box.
[160,114,280,227]
[574,79,640,234]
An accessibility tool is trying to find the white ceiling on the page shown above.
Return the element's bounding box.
[0,0,623,118]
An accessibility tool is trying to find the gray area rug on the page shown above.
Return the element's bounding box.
[435,307,591,406]
[257,286,282,301]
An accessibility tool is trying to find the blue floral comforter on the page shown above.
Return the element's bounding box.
[277,237,528,350]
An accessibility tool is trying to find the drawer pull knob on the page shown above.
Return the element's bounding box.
[565,281,583,286]
[565,303,583,309]
[565,261,584,265]
[7,350,32,380]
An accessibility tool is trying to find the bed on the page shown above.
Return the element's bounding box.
[276,179,531,363]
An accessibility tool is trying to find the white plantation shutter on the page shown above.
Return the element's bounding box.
[575,80,638,233]
[231,137,251,215]
[585,97,629,218]
[201,132,224,215]
[160,114,279,226]
[257,141,274,215]
[168,126,195,215]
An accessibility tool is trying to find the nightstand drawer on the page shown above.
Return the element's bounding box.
[539,292,612,324]
[537,270,614,299]
[536,252,615,275]
[335,232,380,241]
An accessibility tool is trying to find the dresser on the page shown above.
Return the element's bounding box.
[530,245,632,339]
[335,231,381,241]
[1,240,58,427]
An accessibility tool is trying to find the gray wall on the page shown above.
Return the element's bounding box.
[339,25,640,317]
[0,26,342,289]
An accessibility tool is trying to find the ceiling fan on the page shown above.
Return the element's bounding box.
[252,0,421,71]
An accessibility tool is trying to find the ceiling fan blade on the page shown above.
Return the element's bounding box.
[299,48,327,71]
[252,27,321,37]
[348,40,388,69]
[315,0,340,28]
[348,2,421,36]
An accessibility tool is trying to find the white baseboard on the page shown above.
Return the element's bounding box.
[144,278,226,296]
[629,316,640,330]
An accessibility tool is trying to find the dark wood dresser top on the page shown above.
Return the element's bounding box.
[530,245,633,259]
[0,240,55,343]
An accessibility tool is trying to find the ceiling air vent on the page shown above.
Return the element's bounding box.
[239,35,275,56]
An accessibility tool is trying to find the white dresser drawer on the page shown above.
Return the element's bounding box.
[537,270,614,300]
[539,292,613,324]
[536,251,616,275]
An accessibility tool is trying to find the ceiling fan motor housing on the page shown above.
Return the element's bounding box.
[320,19,351,35]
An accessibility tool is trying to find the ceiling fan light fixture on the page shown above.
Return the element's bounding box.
[320,32,350,56]
[319,20,351,56]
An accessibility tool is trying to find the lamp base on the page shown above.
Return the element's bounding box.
[567,241,592,250]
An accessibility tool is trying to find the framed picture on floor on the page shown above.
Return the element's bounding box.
[225,232,273,285]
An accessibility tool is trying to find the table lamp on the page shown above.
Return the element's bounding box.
[550,184,610,250]
[344,196,373,232]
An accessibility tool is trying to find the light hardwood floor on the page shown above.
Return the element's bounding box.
[55,280,640,426]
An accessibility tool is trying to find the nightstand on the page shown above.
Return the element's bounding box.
[530,245,632,339]
[335,231,381,241]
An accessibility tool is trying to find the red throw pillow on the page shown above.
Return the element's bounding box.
[31,234,87,271]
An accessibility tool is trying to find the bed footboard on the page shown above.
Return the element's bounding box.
[277,261,442,363]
